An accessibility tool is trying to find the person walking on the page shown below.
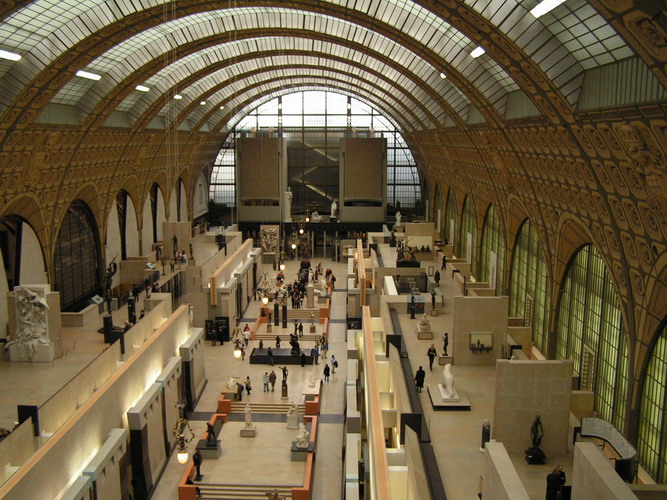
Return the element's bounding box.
[545,468,562,500]
[427,344,437,371]
[244,376,252,396]
[441,255,447,270]
[330,355,338,374]
[267,346,274,366]
[312,344,319,364]
[298,322,303,337]
[300,349,307,367]
[269,370,277,392]
[276,335,281,348]
[323,364,330,382]
[415,366,426,393]
[262,372,270,392]
[322,340,329,359]
[434,270,440,286]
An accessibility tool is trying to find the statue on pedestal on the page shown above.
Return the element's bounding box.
[206,422,217,446]
[244,404,253,428]
[418,313,431,331]
[285,187,293,223]
[295,423,310,449]
[525,415,546,464]
[330,200,337,218]
[442,364,457,399]
[395,211,402,226]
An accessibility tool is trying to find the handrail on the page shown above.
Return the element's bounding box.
[362,306,391,499]
[357,239,367,306]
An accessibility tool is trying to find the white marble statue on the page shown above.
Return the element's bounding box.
[308,373,317,388]
[189,305,194,326]
[395,211,402,226]
[310,211,323,222]
[330,200,337,218]
[227,376,237,390]
[285,187,293,222]
[244,404,253,428]
[295,423,310,449]
[287,401,298,417]
[7,286,52,359]
[442,364,457,399]
[418,313,431,331]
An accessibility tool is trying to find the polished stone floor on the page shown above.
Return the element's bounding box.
[0,244,573,499]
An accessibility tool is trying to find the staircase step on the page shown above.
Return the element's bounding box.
[229,402,305,414]
[198,483,295,499]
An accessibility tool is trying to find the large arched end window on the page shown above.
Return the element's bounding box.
[457,196,477,275]
[508,219,549,353]
[479,205,505,294]
[53,201,101,311]
[555,244,628,432]
[444,190,457,247]
[209,91,421,215]
[638,322,667,482]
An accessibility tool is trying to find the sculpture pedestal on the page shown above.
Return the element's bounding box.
[438,355,453,366]
[309,324,317,333]
[196,439,221,459]
[9,342,55,362]
[240,425,256,437]
[286,414,300,429]
[416,326,433,340]
[290,441,314,461]
[266,323,272,333]
[281,384,289,400]
[430,308,439,317]
[525,447,546,464]
[438,383,460,402]
[306,285,314,308]
[427,384,470,411]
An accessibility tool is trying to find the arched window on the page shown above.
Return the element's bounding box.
[209,90,421,215]
[479,205,505,294]
[457,196,477,275]
[444,190,457,247]
[53,202,101,311]
[555,244,628,432]
[508,219,549,353]
[638,322,667,482]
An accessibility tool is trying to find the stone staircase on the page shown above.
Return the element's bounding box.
[284,309,320,320]
[229,401,305,414]
[198,483,295,499]
[254,332,320,342]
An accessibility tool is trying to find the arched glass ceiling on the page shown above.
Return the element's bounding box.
[176,67,434,131]
[213,81,412,134]
[111,38,468,120]
[0,0,635,117]
[120,55,445,130]
[49,7,512,117]
[198,75,421,133]
[461,0,633,103]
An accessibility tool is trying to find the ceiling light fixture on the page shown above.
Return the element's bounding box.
[0,49,21,61]
[174,94,183,100]
[470,47,485,58]
[439,72,446,79]
[200,101,206,106]
[530,0,566,18]
[135,85,150,92]
[76,70,102,81]
[220,105,225,110]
